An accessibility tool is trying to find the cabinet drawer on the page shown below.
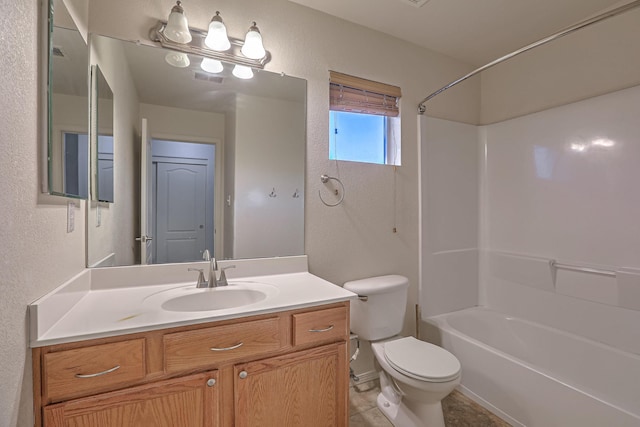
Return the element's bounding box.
[164,317,283,373]
[44,339,146,402]
[293,306,348,346]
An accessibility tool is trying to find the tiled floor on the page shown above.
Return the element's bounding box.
[349,379,511,426]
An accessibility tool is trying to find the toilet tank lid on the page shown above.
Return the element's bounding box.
[343,275,409,295]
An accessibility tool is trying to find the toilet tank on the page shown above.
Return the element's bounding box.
[343,275,409,341]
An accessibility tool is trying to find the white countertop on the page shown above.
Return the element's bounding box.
[29,256,356,347]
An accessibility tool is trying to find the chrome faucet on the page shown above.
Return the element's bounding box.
[190,258,236,288]
[208,258,218,286]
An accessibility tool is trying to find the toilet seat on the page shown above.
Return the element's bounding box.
[383,337,461,383]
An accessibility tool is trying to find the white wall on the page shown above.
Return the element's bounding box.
[233,94,305,258]
[480,6,640,124]
[480,84,640,354]
[139,103,225,142]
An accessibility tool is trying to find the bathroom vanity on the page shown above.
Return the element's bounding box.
[30,256,355,427]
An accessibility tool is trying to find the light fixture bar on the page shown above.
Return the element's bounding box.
[150,21,271,69]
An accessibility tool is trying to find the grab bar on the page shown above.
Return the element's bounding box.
[550,261,616,278]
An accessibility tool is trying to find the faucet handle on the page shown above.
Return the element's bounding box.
[217,265,236,287]
[188,268,207,288]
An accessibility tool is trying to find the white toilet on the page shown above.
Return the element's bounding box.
[344,275,461,427]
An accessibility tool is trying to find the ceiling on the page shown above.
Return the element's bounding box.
[289,0,625,66]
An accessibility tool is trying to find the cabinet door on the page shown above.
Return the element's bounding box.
[234,343,348,427]
[44,371,220,427]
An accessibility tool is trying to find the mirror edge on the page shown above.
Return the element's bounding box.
[42,0,91,200]
[39,0,53,194]
[89,63,98,202]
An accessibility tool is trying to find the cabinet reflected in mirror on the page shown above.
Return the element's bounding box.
[48,0,88,198]
[87,35,306,268]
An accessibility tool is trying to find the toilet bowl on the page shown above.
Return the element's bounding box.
[371,336,460,427]
[343,275,461,427]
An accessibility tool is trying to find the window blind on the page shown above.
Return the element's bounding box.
[329,71,401,117]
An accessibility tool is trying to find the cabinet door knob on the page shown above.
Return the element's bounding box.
[238,370,248,379]
[207,378,216,387]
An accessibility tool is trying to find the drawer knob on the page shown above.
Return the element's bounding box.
[210,342,244,352]
[239,370,248,379]
[207,379,216,387]
[308,325,334,333]
[74,365,121,379]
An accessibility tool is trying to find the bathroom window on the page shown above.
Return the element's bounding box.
[329,71,401,165]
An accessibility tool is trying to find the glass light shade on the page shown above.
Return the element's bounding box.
[232,64,254,79]
[241,23,266,59]
[200,58,224,74]
[165,52,190,68]
[165,1,192,44]
[204,12,231,51]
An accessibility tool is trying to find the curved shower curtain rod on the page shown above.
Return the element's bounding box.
[418,0,640,114]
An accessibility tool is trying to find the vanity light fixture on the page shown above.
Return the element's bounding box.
[204,12,231,51]
[164,1,192,44]
[151,4,271,78]
[165,51,190,68]
[240,22,266,60]
[232,64,254,79]
[201,57,224,74]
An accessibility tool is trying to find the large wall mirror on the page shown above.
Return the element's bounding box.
[47,0,89,198]
[87,34,306,268]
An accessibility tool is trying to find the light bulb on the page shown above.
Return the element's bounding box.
[232,64,254,79]
[201,58,224,74]
[165,52,190,68]
[164,1,192,44]
[204,12,231,51]
[241,22,266,59]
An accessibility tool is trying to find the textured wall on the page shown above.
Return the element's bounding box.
[0,2,86,427]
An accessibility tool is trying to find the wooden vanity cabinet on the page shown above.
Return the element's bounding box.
[234,342,346,427]
[33,302,350,427]
[43,370,221,427]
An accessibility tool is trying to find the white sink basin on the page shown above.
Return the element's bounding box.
[144,281,279,313]
[162,288,269,312]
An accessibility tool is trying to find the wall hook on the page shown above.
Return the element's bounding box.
[318,174,345,207]
[292,189,300,198]
[269,187,277,198]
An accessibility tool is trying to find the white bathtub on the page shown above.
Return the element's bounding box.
[423,307,640,426]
